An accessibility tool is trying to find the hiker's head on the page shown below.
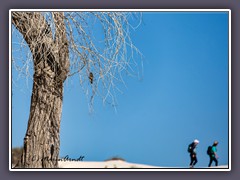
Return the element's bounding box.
[213,141,219,146]
[194,139,199,145]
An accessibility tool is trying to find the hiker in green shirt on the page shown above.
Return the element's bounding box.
[208,141,219,167]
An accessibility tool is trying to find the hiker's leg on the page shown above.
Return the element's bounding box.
[193,156,198,166]
[190,155,193,166]
[208,157,213,167]
[214,157,218,166]
[190,155,195,167]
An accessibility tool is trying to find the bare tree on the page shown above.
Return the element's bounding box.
[11,11,142,168]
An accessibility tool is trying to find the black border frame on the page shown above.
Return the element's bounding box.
[1,0,239,179]
[9,9,231,172]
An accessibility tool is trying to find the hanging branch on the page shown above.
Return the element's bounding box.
[12,11,143,111]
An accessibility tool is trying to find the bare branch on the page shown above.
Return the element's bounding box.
[12,11,143,111]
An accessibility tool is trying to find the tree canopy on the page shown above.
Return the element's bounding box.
[12,11,142,110]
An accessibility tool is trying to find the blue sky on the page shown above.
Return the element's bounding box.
[12,11,229,168]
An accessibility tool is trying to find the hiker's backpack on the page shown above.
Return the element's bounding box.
[187,143,193,153]
[207,146,213,155]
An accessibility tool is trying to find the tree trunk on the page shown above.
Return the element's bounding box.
[12,12,69,168]
[21,61,63,168]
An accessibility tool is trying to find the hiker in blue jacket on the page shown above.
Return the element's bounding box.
[188,139,199,168]
[208,141,219,167]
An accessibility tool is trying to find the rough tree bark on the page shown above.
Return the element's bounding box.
[12,12,69,168]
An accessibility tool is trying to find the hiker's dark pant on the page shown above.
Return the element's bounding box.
[190,154,198,166]
[208,156,218,167]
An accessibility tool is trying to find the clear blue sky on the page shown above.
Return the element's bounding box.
[12,11,229,168]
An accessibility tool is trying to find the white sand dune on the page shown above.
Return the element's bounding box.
[58,160,229,169]
[58,160,161,168]
[11,161,228,169]
[209,165,229,168]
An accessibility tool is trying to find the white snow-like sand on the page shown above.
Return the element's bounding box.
[58,160,161,168]
[58,160,228,169]
[209,165,229,168]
